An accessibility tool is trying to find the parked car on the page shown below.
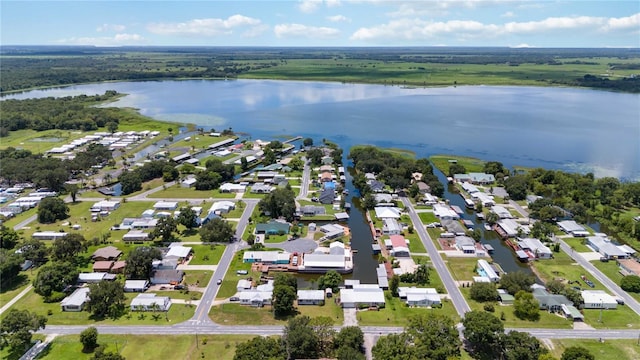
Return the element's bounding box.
[236,270,248,275]
[230,296,239,302]
[216,279,222,285]
[174,284,186,290]
[599,257,609,262]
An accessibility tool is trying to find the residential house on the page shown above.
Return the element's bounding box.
[416,182,431,194]
[92,261,114,273]
[374,207,401,219]
[455,236,477,254]
[124,280,149,292]
[398,287,441,307]
[122,230,150,242]
[78,272,116,284]
[319,188,335,204]
[91,246,122,261]
[209,201,235,214]
[390,235,410,257]
[319,224,345,239]
[340,284,385,308]
[532,286,573,313]
[165,245,192,263]
[150,269,184,285]
[297,290,325,305]
[219,183,246,193]
[130,293,172,311]
[491,206,513,219]
[32,231,68,240]
[242,251,290,264]
[60,287,90,312]
[250,183,273,194]
[433,204,459,220]
[586,236,629,259]
[256,221,291,235]
[454,173,495,184]
[618,259,640,276]
[153,201,179,211]
[181,178,197,188]
[476,260,500,282]
[91,200,120,212]
[236,279,252,292]
[299,205,326,217]
[382,218,402,235]
[518,238,553,259]
[557,220,590,237]
[581,290,618,309]
[497,219,527,238]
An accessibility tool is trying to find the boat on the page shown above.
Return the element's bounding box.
[484,223,492,231]
[465,198,475,209]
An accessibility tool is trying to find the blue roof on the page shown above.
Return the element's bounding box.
[324,181,336,189]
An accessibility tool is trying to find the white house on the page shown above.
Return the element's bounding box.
[219,183,246,193]
[181,178,197,188]
[124,280,149,292]
[477,260,500,282]
[374,207,401,219]
[382,218,402,235]
[586,236,629,259]
[297,290,325,305]
[32,231,68,240]
[130,293,172,311]
[398,287,441,307]
[340,284,385,308]
[153,201,178,211]
[518,238,553,259]
[491,206,513,219]
[60,287,90,312]
[557,220,590,237]
[581,290,618,309]
[433,204,459,220]
[91,200,120,212]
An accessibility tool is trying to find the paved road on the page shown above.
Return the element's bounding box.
[298,157,311,199]
[508,200,640,316]
[38,323,639,340]
[189,200,257,324]
[559,239,640,316]
[12,214,37,231]
[0,285,32,315]
[401,197,471,317]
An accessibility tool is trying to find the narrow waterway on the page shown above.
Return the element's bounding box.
[433,170,534,276]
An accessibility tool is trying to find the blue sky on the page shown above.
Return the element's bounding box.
[1,1,639,47]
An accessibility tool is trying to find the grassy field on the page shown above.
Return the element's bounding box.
[188,244,226,265]
[38,334,255,360]
[549,339,640,360]
[0,272,34,306]
[430,155,486,175]
[459,288,573,329]
[417,212,438,224]
[210,299,343,326]
[582,305,640,329]
[531,251,607,291]
[184,270,213,287]
[154,290,202,301]
[591,261,640,302]
[405,233,427,253]
[563,237,593,252]
[145,185,236,199]
[444,256,479,282]
[0,290,194,326]
[215,251,262,299]
[357,295,460,326]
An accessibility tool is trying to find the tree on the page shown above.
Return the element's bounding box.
[33,262,78,300]
[272,284,296,317]
[372,332,416,360]
[240,156,249,171]
[406,313,461,360]
[561,346,595,360]
[289,157,304,171]
[80,326,99,352]
[513,290,540,321]
[37,197,69,223]
[462,310,504,360]
[106,121,119,133]
[176,207,198,230]
[149,216,177,243]
[361,193,377,210]
[161,165,179,182]
[92,346,126,360]
[389,275,400,297]
[0,309,47,353]
[258,187,296,221]
[448,163,467,177]
[263,147,276,165]
[317,270,341,293]
[545,280,566,295]
[199,217,235,243]
[0,225,19,250]
[334,326,364,354]
[500,330,548,360]
[303,137,313,147]
[118,171,142,195]
[282,316,319,360]
[483,161,506,176]
[620,275,640,293]
[310,316,335,358]
[124,246,162,280]
[52,233,85,262]
[233,336,285,360]
[87,280,126,319]
[307,148,323,166]
[65,183,79,203]
[19,239,49,265]
[274,273,297,291]
[504,174,530,201]
[336,346,365,360]
[500,271,535,295]
[0,250,22,289]
[470,282,499,302]
[531,221,554,241]
[486,211,500,225]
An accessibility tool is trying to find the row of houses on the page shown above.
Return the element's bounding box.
[61,287,171,312]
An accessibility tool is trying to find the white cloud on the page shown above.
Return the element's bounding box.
[510,43,534,48]
[299,0,341,13]
[242,24,270,38]
[299,0,322,13]
[96,23,126,32]
[147,15,262,36]
[274,23,340,38]
[501,11,515,18]
[57,33,144,46]
[350,13,640,42]
[603,13,640,31]
[327,15,350,22]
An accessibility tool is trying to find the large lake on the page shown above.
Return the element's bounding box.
[5,80,639,179]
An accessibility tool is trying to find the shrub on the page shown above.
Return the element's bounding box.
[484,303,495,312]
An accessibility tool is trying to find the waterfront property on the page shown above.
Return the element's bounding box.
[242,251,290,264]
[255,220,290,235]
[517,238,553,260]
[557,220,590,237]
[340,284,385,308]
[476,259,500,282]
[454,173,495,184]
[297,290,325,305]
[586,236,632,259]
[397,287,441,307]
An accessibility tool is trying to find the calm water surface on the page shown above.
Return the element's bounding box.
[6,79,639,179]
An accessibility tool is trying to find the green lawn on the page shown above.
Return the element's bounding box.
[357,295,460,326]
[563,237,593,252]
[188,244,226,265]
[582,305,640,329]
[550,339,640,360]
[145,185,235,199]
[154,290,202,301]
[417,212,438,224]
[0,290,194,326]
[2,207,37,229]
[0,272,33,306]
[405,233,427,253]
[591,261,640,302]
[459,288,572,329]
[38,334,254,360]
[210,300,343,326]
[430,155,486,176]
[444,256,479,282]
[531,251,607,291]
[0,128,89,153]
[183,271,213,287]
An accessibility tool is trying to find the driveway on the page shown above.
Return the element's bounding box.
[343,308,358,326]
[264,238,318,253]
